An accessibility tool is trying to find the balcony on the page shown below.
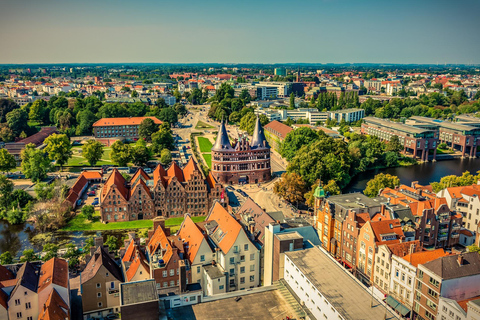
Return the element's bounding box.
[438,233,448,241]
[452,224,461,231]
[451,233,460,239]
[439,227,449,233]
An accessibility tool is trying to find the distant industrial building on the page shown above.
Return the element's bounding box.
[274,67,287,77]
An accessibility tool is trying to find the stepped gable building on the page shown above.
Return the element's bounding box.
[211,117,271,185]
[100,158,226,222]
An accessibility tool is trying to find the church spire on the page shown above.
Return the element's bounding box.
[251,115,269,149]
[212,118,233,151]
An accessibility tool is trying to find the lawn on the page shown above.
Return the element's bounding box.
[61,212,206,232]
[197,137,213,152]
[202,153,212,168]
[65,146,113,167]
[436,148,454,155]
[195,120,215,130]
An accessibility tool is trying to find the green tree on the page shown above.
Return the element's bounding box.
[34,182,55,201]
[324,180,341,196]
[131,139,151,166]
[467,244,480,254]
[160,149,172,165]
[151,123,174,154]
[138,118,159,142]
[20,249,38,262]
[173,89,181,102]
[28,99,47,122]
[364,173,400,197]
[239,112,269,135]
[157,107,178,124]
[0,98,20,123]
[110,140,132,166]
[386,135,402,153]
[105,235,119,252]
[21,144,52,182]
[82,140,104,166]
[174,103,187,116]
[6,108,29,135]
[289,92,295,108]
[280,127,319,162]
[131,90,138,98]
[0,251,13,264]
[83,237,95,255]
[42,243,59,261]
[82,205,95,221]
[0,148,16,173]
[431,171,480,193]
[44,133,73,170]
[0,124,16,142]
[0,174,14,210]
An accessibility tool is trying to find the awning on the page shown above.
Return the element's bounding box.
[386,296,410,317]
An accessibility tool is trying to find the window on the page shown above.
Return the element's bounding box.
[98,302,103,308]
[97,292,102,298]
[240,266,245,274]
[230,268,234,276]
[106,272,109,277]
[240,277,245,284]
[427,288,438,299]
[250,264,255,272]
[163,270,167,277]
[170,269,174,276]
[170,281,174,286]
[15,299,20,306]
[16,312,22,319]
[25,302,31,309]
[429,277,439,288]
[418,270,424,279]
[197,266,200,273]
[426,299,437,311]
[219,285,224,290]
[163,282,168,288]
[250,253,255,261]
[27,317,33,320]
[200,255,205,262]
[425,310,435,320]
[230,257,235,265]
[244,243,249,251]
[96,283,101,288]
[250,275,255,282]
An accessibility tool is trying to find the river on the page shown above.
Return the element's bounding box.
[344,157,480,193]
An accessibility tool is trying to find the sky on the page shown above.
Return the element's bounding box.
[1,0,479,65]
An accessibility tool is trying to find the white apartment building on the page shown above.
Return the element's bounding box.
[284,246,397,320]
[328,108,365,123]
[437,184,480,231]
[390,253,418,309]
[374,244,394,294]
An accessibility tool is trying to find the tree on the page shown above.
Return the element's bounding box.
[280,127,319,162]
[21,144,53,182]
[110,140,132,166]
[34,182,55,201]
[28,99,47,122]
[131,139,151,166]
[42,243,59,261]
[273,172,307,203]
[0,251,13,265]
[6,108,29,135]
[289,92,295,108]
[0,174,14,210]
[44,133,73,170]
[82,205,95,221]
[174,103,187,116]
[0,148,16,173]
[324,180,341,196]
[364,173,400,197]
[173,89,181,102]
[0,124,15,142]
[239,112,269,135]
[157,107,178,124]
[20,249,38,262]
[151,123,174,154]
[431,171,480,193]
[131,90,138,98]
[82,140,104,166]
[386,135,402,153]
[160,149,172,165]
[105,235,118,252]
[467,244,480,254]
[138,118,159,142]
[0,98,20,123]
[156,98,168,108]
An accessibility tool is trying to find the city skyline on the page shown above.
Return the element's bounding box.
[1,0,480,64]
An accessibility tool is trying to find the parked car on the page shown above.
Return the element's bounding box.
[144,168,152,174]
[87,190,96,196]
[76,199,82,206]
[92,198,99,206]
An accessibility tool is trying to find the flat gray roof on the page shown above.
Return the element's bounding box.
[327,192,386,209]
[276,231,303,241]
[204,264,225,279]
[120,280,158,306]
[286,247,398,320]
[410,116,478,132]
[364,117,433,135]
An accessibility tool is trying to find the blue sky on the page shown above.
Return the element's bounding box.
[1,0,479,64]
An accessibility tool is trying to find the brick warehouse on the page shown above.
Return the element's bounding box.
[211,117,271,185]
[100,158,227,222]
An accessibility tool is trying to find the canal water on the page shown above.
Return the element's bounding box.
[344,157,480,193]
[2,158,479,257]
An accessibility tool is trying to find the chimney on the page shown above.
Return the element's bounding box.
[95,237,104,248]
[179,260,187,293]
[148,230,154,240]
[410,243,416,255]
[128,232,136,241]
[153,217,166,231]
[90,246,96,257]
[458,254,464,266]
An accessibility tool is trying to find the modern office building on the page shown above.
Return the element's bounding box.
[362,117,438,161]
[274,67,287,77]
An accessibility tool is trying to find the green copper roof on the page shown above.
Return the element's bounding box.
[314,185,325,198]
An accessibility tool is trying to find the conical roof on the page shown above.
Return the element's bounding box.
[313,180,325,198]
[212,119,233,151]
[250,115,269,149]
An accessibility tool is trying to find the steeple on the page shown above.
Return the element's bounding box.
[313,178,325,198]
[251,115,269,149]
[212,118,233,151]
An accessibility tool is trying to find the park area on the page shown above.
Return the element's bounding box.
[196,136,213,168]
[195,120,215,130]
[61,210,206,233]
[65,146,114,167]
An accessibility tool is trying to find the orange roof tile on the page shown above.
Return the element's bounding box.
[153,164,167,188]
[178,215,209,263]
[38,289,70,320]
[101,169,128,201]
[92,116,162,127]
[167,162,184,183]
[182,158,199,181]
[459,229,474,237]
[80,171,102,180]
[206,172,216,189]
[122,241,136,263]
[125,251,150,282]
[129,178,152,199]
[206,202,243,254]
[130,168,150,185]
[0,278,18,288]
[370,219,404,245]
[38,258,69,293]
[264,120,293,140]
[402,248,451,267]
[0,265,15,281]
[457,295,480,312]
[386,240,421,258]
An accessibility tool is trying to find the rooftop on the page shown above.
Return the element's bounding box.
[92,116,162,127]
[285,247,397,320]
[421,252,480,280]
[203,264,225,279]
[120,279,158,306]
[364,116,435,135]
[327,192,386,210]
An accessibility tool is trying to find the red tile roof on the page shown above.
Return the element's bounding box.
[92,116,162,127]
[125,250,150,282]
[38,289,70,320]
[370,219,404,245]
[402,248,451,267]
[80,171,102,180]
[206,202,243,254]
[101,169,128,201]
[0,265,15,281]
[38,258,69,293]
[167,162,184,183]
[183,158,199,181]
[177,215,208,263]
[264,120,293,140]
